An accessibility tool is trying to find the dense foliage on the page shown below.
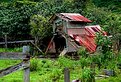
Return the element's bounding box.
[0,0,121,50]
[0,0,87,41]
[0,1,38,40]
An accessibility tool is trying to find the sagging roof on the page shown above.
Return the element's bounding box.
[50,13,92,23]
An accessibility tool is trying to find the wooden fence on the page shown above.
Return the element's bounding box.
[0,53,30,82]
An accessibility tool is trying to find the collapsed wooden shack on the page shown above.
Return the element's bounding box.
[46,13,106,55]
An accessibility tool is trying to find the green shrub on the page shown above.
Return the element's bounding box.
[77,47,87,57]
[79,57,91,69]
[30,58,39,71]
[58,57,74,68]
[91,54,102,69]
[81,68,95,82]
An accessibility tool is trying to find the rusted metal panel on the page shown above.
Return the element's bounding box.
[50,13,92,23]
[59,13,92,22]
[67,28,85,35]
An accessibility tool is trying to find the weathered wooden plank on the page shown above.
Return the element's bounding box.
[24,67,30,82]
[0,40,34,45]
[0,60,30,77]
[30,41,43,53]
[0,52,28,59]
[24,60,30,82]
[64,68,70,82]
[59,48,68,56]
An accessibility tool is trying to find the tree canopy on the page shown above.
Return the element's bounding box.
[0,0,121,49]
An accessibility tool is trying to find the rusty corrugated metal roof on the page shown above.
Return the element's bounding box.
[59,13,92,22]
[49,13,92,23]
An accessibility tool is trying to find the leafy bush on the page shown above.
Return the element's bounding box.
[79,57,90,69]
[95,33,112,54]
[81,68,95,82]
[77,47,87,57]
[30,58,39,71]
[91,54,102,69]
[57,57,74,69]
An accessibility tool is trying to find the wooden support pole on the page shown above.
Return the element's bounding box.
[24,67,30,82]
[64,68,70,82]
[23,48,30,82]
[30,41,43,54]
[23,46,30,82]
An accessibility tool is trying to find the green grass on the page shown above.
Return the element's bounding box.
[0,48,22,52]
[0,60,21,70]
[0,58,83,82]
[0,57,121,82]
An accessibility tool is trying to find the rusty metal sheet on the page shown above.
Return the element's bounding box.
[60,13,92,22]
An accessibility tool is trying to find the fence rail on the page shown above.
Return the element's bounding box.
[0,60,29,77]
[0,52,28,59]
[0,53,30,82]
[0,40,34,45]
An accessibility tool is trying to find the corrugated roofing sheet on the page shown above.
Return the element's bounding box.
[59,13,92,23]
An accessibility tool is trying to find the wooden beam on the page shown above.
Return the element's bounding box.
[59,48,68,56]
[0,52,28,59]
[0,40,34,45]
[30,41,44,54]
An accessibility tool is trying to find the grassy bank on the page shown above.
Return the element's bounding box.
[0,57,121,82]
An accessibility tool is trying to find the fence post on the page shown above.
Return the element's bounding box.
[23,57,30,82]
[64,67,70,82]
[23,46,30,82]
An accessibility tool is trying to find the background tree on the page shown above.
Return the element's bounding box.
[0,1,38,41]
[104,14,121,51]
[30,15,52,47]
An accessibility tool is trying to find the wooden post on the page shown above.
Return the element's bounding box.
[64,68,70,82]
[23,46,30,82]
[5,34,7,48]
[23,59,30,82]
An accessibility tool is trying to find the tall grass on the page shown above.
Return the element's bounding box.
[0,60,21,70]
[0,54,121,82]
[0,47,22,52]
[30,58,40,71]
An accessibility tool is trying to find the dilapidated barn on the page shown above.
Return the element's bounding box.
[46,13,106,55]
